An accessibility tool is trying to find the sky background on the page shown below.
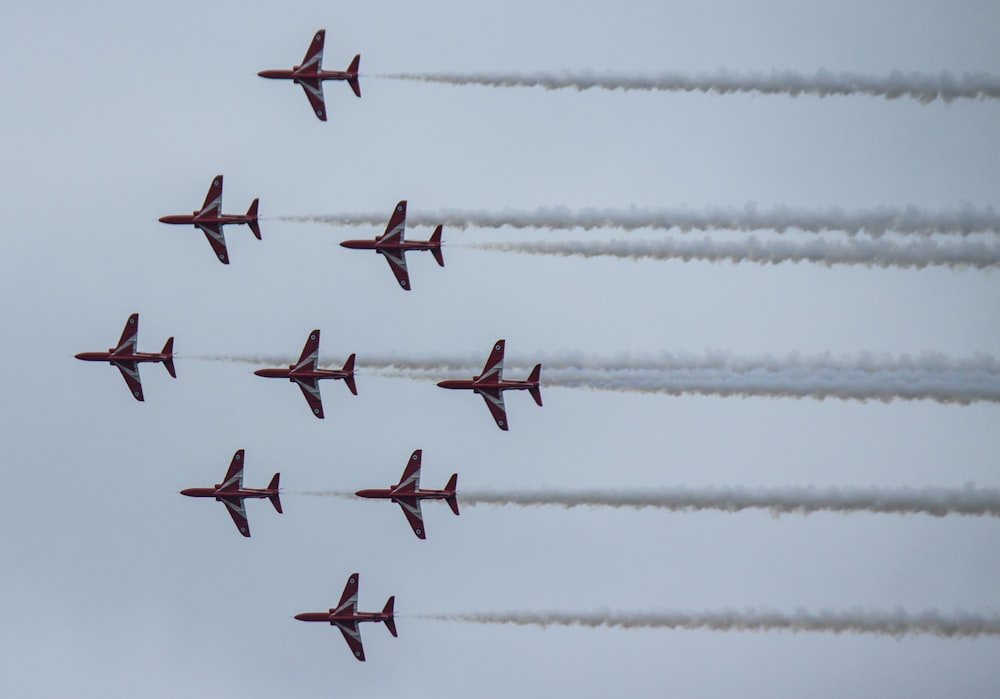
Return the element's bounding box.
[1,1,999,696]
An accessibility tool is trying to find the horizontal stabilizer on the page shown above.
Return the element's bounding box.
[247,198,261,239]
[445,474,460,516]
[382,596,397,637]
[162,337,177,378]
[528,364,542,406]
[430,225,444,267]
[343,353,358,395]
[347,55,361,97]
[268,473,282,513]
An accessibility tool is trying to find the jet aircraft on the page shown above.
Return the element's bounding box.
[158,175,260,264]
[355,449,459,539]
[257,29,361,121]
[294,573,396,661]
[437,339,542,430]
[180,449,281,538]
[254,329,357,419]
[339,200,444,290]
[75,313,175,401]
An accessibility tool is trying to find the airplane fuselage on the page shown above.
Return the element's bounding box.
[74,350,170,364]
[294,610,392,625]
[180,486,277,500]
[254,367,350,381]
[339,238,439,253]
[257,68,354,82]
[157,213,254,227]
[355,487,455,501]
[436,378,540,393]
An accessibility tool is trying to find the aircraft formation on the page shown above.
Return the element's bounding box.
[71,27,549,663]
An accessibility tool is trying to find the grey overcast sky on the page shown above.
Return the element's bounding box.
[1,1,999,697]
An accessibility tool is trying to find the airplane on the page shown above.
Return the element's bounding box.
[253,329,357,419]
[158,175,261,265]
[294,573,396,661]
[437,339,542,431]
[339,200,444,290]
[75,313,175,401]
[257,29,361,121]
[355,449,459,539]
[179,449,281,538]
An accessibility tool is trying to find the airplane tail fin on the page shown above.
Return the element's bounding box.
[246,198,261,239]
[342,353,358,395]
[382,596,397,637]
[445,474,460,516]
[347,55,361,97]
[162,337,177,378]
[267,473,283,513]
[429,225,445,267]
[528,364,542,406]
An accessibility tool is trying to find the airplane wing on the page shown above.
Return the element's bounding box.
[111,313,139,355]
[334,621,366,661]
[293,330,321,372]
[395,497,427,539]
[392,449,422,494]
[219,449,245,491]
[113,360,144,401]
[379,248,411,289]
[379,201,407,244]
[475,340,505,384]
[293,376,325,419]
[298,78,328,121]
[220,496,251,537]
[334,573,360,615]
[478,388,509,431]
[298,29,326,72]
[196,222,230,264]
[197,175,223,217]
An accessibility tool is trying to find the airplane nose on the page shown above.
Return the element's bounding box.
[179,488,196,497]
[293,613,309,621]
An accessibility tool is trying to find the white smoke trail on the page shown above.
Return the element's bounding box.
[198,351,1000,376]
[378,69,1000,104]
[459,485,1000,518]
[420,609,1000,638]
[196,352,1000,404]
[468,237,1000,270]
[282,204,1000,237]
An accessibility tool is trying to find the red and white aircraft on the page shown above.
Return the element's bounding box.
[257,29,361,121]
[180,449,281,538]
[437,339,542,430]
[181,449,281,537]
[355,449,459,539]
[339,200,444,290]
[75,313,175,401]
[295,573,397,661]
[254,329,357,419]
[158,175,261,264]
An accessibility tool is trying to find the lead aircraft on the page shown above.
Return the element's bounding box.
[258,29,361,121]
[339,200,444,290]
[295,573,397,661]
[158,175,261,264]
[180,449,281,538]
[75,313,175,401]
[355,449,459,539]
[254,329,357,419]
[437,339,542,430]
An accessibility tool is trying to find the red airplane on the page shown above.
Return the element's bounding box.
[355,449,459,539]
[75,313,175,401]
[295,573,396,661]
[253,329,357,419]
[339,200,444,290]
[180,449,281,538]
[158,175,261,265]
[437,339,542,430]
[257,29,360,121]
